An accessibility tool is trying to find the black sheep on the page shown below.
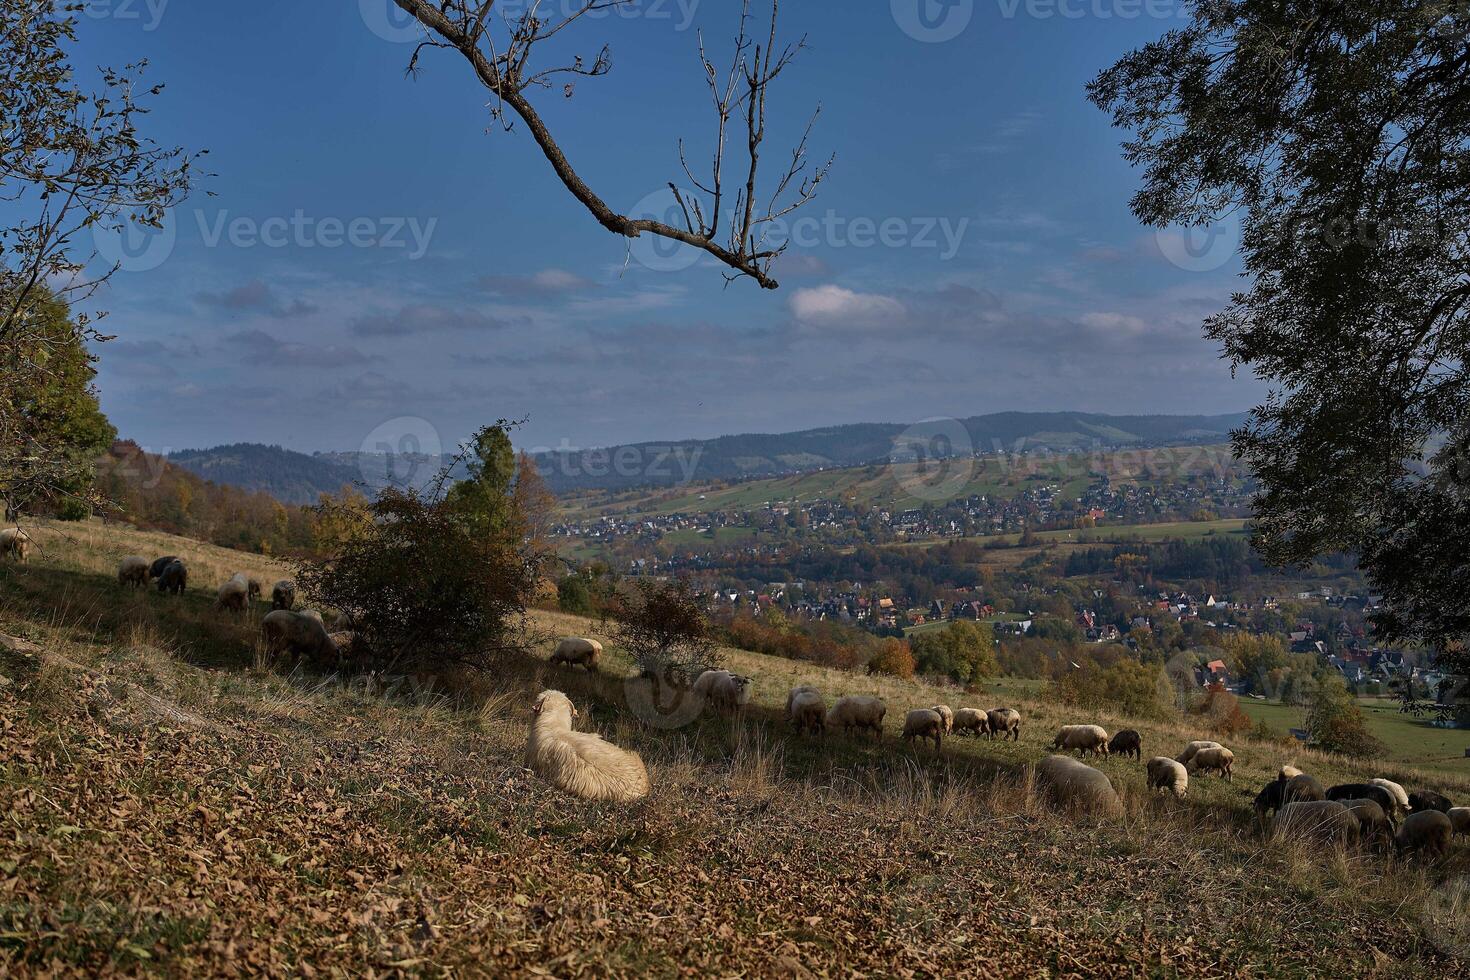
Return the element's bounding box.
[1408,790,1453,814]
[1108,729,1142,760]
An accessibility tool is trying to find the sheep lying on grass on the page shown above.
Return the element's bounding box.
[1176,740,1223,766]
[1187,747,1234,781]
[902,709,944,752]
[692,669,753,715]
[1051,724,1109,756]
[1396,810,1453,861]
[0,528,33,562]
[550,637,602,673]
[525,690,649,803]
[1271,801,1358,846]
[786,686,825,736]
[215,573,251,613]
[952,708,987,737]
[1037,755,1123,818]
[271,579,296,610]
[986,707,1021,741]
[1108,729,1142,760]
[931,704,954,734]
[826,695,885,741]
[1146,757,1188,799]
[117,556,149,588]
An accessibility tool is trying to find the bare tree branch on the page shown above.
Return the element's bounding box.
[388,0,830,289]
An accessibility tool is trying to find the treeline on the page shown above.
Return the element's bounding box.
[95,441,327,555]
[1063,536,1262,588]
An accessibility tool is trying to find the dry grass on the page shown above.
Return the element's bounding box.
[1,521,1468,974]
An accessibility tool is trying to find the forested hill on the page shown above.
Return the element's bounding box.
[169,444,361,506]
[530,411,1250,493]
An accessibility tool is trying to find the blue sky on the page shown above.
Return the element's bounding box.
[74,0,1255,456]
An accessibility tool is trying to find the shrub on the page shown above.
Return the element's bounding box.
[1306,677,1387,757]
[866,638,915,678]
[613,580,719,683]
[910,621,998,684]
[1051,658,1175,720]
[557,575,596,616]
[1192,689,1254,737]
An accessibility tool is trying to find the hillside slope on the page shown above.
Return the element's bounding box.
[169,444,362,505]
[1,521,1466,975]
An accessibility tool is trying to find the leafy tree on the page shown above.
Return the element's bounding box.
[613,580,719,683]
[910,621,998,684]
[444,424,518,538]
[1091,5,1470,673]
[1052,658,1174,720]
[866,637,916,679]
[1,3,199,517]
[1306,676,1386,758]
[557,575,596,616]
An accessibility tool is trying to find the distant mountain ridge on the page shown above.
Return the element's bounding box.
[167,411,1248,503]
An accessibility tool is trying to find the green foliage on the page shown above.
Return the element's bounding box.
[1051,657,1174,721]
[910,620,997,684]
[444,424,517,538]
[1091,4,1470,672]
[1306,676,1387,758]
[557,575,596,616]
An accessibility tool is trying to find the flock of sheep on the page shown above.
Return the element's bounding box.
[535,636,1469,862]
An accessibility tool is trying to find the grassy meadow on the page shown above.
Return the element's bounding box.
[1,518,1469,975]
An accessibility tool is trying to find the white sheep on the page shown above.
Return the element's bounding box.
[1187,746,1235,781]
[214,573,251,613]
[271,579,297,610]
[786,686,825,736]
[525,690,649,803]
[1176,740,1224,766]
[952,707,988,737]
[930,704,954,734]
[826,695,886,741]
[1037,754,1123,818]
[902,708,944,752]
[1146,756,1188,799]
[1052,724,1110,756]
[1368,778,1410,816]
[1278,764,1303,781]
[550,637,602,673]
[986,707,1021,741]
[691,669,753,714]
[117,555,150,589]
[0,528,33,562]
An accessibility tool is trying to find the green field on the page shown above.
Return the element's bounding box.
[1239,697,1470,777]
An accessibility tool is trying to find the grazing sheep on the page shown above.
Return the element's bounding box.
[1409,790,1453,814]
[1396,810,1454,861]
[1446,807,1470,836]
[691,669,753,714]
[550,637,602,673]
[1367,778,1410,815]
[155,559,187,595]
[786,686,825,736]
[0,528,33,562]
[826,695,886,741]
[1176,740,1223,766]
[1254,774,1328,827]
[261,609,337,664]
[985,707,1021,741]
[117,556,150,588]
[902,709,944,752]
[1325,784,1398,822]
[931,704,954,734]
[1278,765,1303,781]
[1146,756,1188,799]
[1187,746,1235,781]
[1037,754,1123,818]
[246,578,262,600]
[953,707,988,737]
[271,579,296,610]
[215,573,251,613]
[524,690,649,803]
[1108,729,1142,760]
[148,555,179,580]
[1338,798,1394,851]
[299,609,325,624]
[1052,724,1110,756]
[1271,801,1359,846]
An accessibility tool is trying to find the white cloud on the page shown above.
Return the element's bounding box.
[1080,312,1150,336]
[789,284,905,326]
